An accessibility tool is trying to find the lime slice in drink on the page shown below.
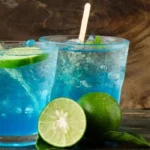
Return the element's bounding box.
[38,98,86,148]
[0,47,49,68]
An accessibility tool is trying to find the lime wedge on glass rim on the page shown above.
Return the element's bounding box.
[38,98,86,148]
[0,47,49,68]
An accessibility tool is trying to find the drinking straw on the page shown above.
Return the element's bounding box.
[79,3,91,43]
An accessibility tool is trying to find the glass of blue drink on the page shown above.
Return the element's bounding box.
[40,35,129,103]
[0,41,58,147]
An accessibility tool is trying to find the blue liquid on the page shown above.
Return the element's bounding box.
[51,48,128,103]
[51,76,123,103]
[0,54,57,146]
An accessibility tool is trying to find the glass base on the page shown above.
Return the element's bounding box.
[0,134,37,147]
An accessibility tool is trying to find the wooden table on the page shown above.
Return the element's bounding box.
[0,109,149,150]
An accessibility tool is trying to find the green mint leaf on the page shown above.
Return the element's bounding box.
[128,132,149,143]
[103,131,150,147]
[85,36,103,44]
[94,36,102,44]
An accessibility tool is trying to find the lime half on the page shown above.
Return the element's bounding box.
[38,98,86,148]
[0,47,49,68]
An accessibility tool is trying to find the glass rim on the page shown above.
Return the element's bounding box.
[39,35,130,52]
[0,41,57,55]
[0,41,57,45]
[39,35,130,46]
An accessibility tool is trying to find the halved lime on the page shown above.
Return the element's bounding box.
[0,47,49,68]
[38,98,86,148]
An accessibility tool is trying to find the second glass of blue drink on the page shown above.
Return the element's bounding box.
[40,35,130,103]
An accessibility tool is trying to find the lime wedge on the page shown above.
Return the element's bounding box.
[0,47,49,68]
[38,98,86,148]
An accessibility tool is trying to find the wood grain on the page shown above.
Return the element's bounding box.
[0,0,149,108]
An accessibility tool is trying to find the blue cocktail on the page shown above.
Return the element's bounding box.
[40,35,129,103]
[0,41,58,146]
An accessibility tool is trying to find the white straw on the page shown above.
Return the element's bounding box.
[79,3,91,43]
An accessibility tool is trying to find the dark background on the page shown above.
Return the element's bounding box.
[0,0,149,108]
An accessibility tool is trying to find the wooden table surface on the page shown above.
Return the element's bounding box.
[0,109,149,150]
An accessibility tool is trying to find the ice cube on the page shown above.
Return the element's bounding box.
[62,39,84,51]
[86,35,95,42]
[66,39,82,44]
[24,106,33,114]
[40,90,49,100]
[24,39,35,47]
[80,80,91,88]
[108,72,120,80]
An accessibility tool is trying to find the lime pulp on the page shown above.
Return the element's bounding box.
[38,98,86,148]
